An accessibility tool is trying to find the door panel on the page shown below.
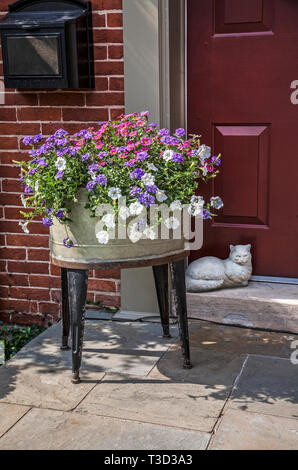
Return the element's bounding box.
[188,0,298,277]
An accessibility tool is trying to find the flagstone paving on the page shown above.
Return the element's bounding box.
[0,318,297,450]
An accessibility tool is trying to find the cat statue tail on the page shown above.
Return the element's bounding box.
[185,277,225,293]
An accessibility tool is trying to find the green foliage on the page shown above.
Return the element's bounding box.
[0,322,47,362]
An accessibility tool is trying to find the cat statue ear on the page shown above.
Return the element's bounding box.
[246,244,252,250]
[230,244,234,251]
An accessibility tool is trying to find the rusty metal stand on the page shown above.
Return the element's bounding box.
[60,267,70,350]
[58,253,191,383]
[152,263,171,338]
[67,269,88,384]
[170,259,192,369]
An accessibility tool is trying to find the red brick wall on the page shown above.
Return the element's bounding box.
[0,0,124,325]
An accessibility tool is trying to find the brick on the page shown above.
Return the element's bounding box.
[29,275,59,289]
[109,77,124,91]
[8,261,49,275]
[0,260,7,272]
[94,45,107,60]
[0,193,21,206]
[6,234,48,248]
[62,108,109,122]
[110,108,125,120]
[0,151,24,165]
[28,249,50,261]
[107,13,123,27]
[0,165,21,178]
[95,293,121,308]
[8,312,45,326]
[0,123,40,135]
[0,137,18,149]
[0,273,29,287]
[4,207,31,219]
[0,286,9,297]
[2,178,21,192]
[93,29,123,44]
[94,61,124,76]
[92,13,106,27]
[94,77,109,91]
[4,93,38,106]
[86,92,124,106]
[50,264,60,276]
[0,247,26,260]
[92,0,122,10]
[0,298,31,313]
[18,107,61,122]
[1,220,49,235]
[9,287,50,301]
[38,302,59,314]
[108,45,123,59]
[42,122,96,135]
[0,108,16,121]
[88,279,117,292]
[39,93,85,107]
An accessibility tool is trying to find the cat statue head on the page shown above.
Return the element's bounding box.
[229,244,252,266]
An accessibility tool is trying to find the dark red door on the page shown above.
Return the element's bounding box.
[188,0,298,277]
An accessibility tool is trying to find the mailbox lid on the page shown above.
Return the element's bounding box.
[0,0,89,29]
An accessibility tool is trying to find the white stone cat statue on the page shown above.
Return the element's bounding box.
[186,244,252,292]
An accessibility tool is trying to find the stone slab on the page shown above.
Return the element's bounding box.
[0,408,211,450]
[150,344,246,389]
[187,281,298,333]
[188,320,296,358]
[211,409,298,450]
[230,355,298,419]
[85,310,113,321]
[0,403,30,438]
[77,372,228,433]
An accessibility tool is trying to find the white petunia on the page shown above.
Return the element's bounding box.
[156,189,167,202]
[191,195,204,205]
[202,165,208,177]
[129,201,144,216]
[89,171,96,181]
[164,217,180,230]
[35,181,39,192]
[146,162,158,172]
[102,213,115,229]
[188,202,203,217]
[170,200,182,211]
[128,224,142,243]
[163,150,174,162]
[108,187,122,200]
[119,206,130,221]
[143,226,157,240]
[141,173,155,186]
[96,230,110,244]
[210,196,224,210]
[18,221,29,234]
[198,145,211,161]
[55,157,66,171]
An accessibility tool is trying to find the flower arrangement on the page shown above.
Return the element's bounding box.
[16,111,223,246]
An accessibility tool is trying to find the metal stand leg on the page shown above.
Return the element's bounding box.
[153,264,171,338]
[170,260,192,369]
[67,269,88,384]
[61,268,70,350]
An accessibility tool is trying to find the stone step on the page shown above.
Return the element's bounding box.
[187,281,298,334]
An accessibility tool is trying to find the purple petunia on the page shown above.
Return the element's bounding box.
[145,185,157,194]
[23,136,34,146]
[95,174,107,186]
[136,152,149,161]
[203,209,212,220]
[175,128,186,137]
[82,153,90,162]
[28,168,38,176]
[138,192,155,207]
[37,158,47,167]
[56,170,64,180]
[33,133,42,143]
[54,129,68,138]
[172,152,184,163]
[42,217,53,227]
[46,208,52,215]
[159,128,170,136]
[63,237,74,248]
[86,181,96,191]
[130,186,141,197]
[88,164,100,173]
[161,136,180,146]
[24,185,33,194]
[130,168,145,180]
[98,151,108,159]
[55,210,64,218]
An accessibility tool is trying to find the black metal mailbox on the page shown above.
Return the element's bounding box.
[0,0,94,89]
